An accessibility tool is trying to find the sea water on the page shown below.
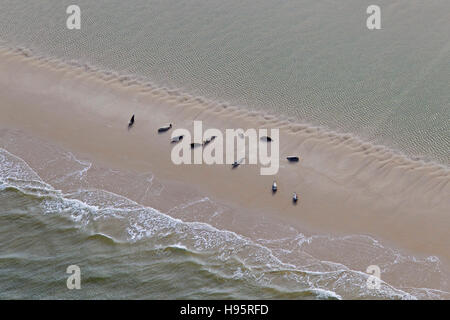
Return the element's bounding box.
[0,0,449,299]
[0,0,448,164]
[2,146,444,300]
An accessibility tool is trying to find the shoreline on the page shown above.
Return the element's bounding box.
[5,44,449,172]
[1,46,449,294]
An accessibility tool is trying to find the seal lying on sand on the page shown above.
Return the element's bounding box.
[190,142,202,149]
[286,156,299,162]
[128,114,135,129]
[171,135,184,143]
[272,181,277,193]
[203,136,217,146]
[260,136,273,142]
[158,124,172,133]
[231,157,245,169]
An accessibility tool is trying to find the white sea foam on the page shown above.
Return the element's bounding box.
[1,147,448,299]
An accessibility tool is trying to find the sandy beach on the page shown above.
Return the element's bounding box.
[1,47,449,296]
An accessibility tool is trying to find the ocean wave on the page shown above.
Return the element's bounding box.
[2,147,444,299]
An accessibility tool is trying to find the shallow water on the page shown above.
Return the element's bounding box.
[0,0,448,165]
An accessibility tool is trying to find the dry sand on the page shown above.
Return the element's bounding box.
[0,47,449,290]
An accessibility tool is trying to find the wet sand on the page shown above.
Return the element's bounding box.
[0,47,449,293]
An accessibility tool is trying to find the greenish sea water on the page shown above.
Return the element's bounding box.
[0,146,446,300]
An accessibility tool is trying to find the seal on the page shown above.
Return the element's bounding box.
[203,135,217,146]
[190,142,202,149]
[171,135,184,143]
[286,156,299,162]
[260,136,273,142]
[158,123,172,133]
[128,114,135,129]
[231,157,245,169]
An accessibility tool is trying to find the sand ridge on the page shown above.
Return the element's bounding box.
[0,46,449,274]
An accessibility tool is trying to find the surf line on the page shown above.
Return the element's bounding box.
[170,120,279,175]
